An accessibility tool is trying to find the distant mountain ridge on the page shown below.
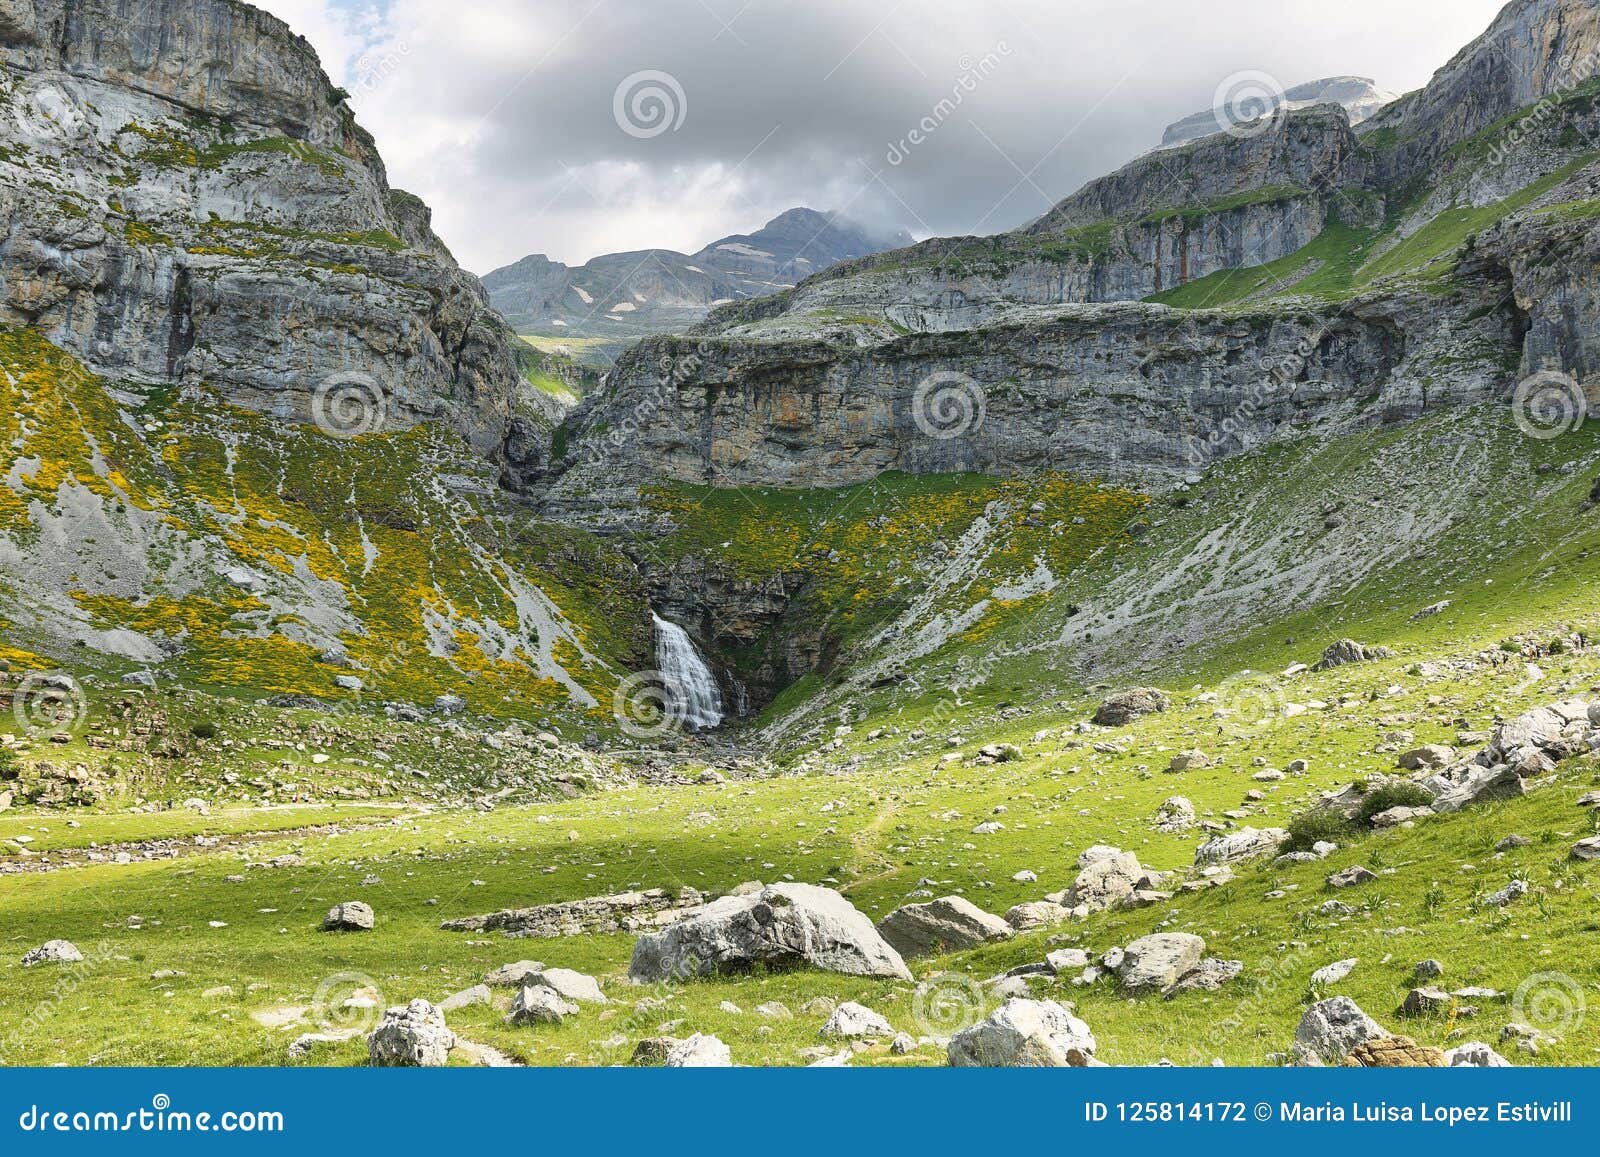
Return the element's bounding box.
[482,208,913,355]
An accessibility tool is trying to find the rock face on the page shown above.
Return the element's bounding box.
[0,0,522,460]
[543,1,1600,517]
[367,1000,455,1067]
[876,896,1013,957]
[1360,0,1600,188]
[628,882,912,982]
[947,999,1096,1067]
[551,292,1482,494]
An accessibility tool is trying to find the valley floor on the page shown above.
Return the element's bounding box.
[5,599,1600,1066]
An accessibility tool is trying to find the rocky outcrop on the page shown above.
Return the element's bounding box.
[441,886,706,938]
[1291,996,1389,1066]
[627,882,912,982]
[875,896,1013,957]
[1032,104,1367,234]
[550,282,1515,494]
[0,0,523,461]
[947,998,1097,1067]
[1158,77,1397,149]
[1359,0,1600,187]
[367,1000,455,1067]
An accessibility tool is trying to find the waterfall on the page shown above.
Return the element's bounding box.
[653,614,723,731]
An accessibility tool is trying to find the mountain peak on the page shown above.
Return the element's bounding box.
[1157,75,1398,150]
[484,207,911,356]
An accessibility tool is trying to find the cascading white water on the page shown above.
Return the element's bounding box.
[653,614,723,731]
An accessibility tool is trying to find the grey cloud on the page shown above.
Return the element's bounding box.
[266,0,1509,273]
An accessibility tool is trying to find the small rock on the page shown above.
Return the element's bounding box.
[1326,865,1377,889]
[820,1001,893,1039]
[1400,987,1452,1017]
[1311,958,1359,986]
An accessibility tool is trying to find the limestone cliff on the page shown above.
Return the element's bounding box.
[0,0,525,459]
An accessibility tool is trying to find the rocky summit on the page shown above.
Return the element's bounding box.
[3,0,1600,1077]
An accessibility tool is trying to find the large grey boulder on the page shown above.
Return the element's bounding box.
[1194,827,1287,865]
[21,939,83,967]
[1006,901,1073,931]
[323,901,374,931]
[1290,996,1388,1066]
[1311,639,1393,670]
[1093,688,1170,727]
[876,896,1013,957]
[505,984,578,1025]
[628,882,911,982]
[1430,766,1526,813]
[1153,796,1196,833]
[1118,933,1206,993]
[948,999,1096,1067]
[1064,845,1143,910]
[522,967,606,1004]
[367,1000,455,1067]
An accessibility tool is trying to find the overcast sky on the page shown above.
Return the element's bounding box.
[257,0,1508,275]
